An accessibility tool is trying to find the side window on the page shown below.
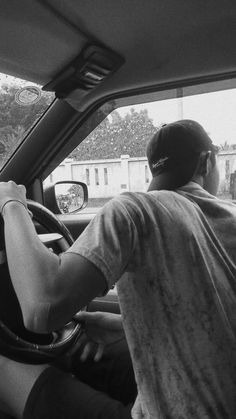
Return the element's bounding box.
[44,86,236,212]
[44,108,156,212]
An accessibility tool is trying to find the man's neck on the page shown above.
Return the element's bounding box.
[190,175,203,188]
[148,173,203,192]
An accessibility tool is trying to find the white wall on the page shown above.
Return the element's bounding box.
[217,152,236,194]
[45,155,152,198]
[45,151,235,198]
[71,159,122,198]
[128,158,150,192]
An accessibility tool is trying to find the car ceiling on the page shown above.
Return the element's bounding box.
[0,0,236,107]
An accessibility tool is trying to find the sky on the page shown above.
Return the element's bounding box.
[119,88,236,147]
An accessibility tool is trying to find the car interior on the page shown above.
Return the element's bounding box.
[0,0,236,415]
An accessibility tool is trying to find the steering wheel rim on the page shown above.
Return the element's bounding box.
[0,199,83,364]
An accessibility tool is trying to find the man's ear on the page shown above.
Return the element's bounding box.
[195,151,212,176]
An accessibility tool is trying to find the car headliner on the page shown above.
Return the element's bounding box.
[0,0,236,107]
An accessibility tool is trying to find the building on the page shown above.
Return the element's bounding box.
[45,150,236,202]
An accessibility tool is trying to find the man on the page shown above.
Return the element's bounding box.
[0,119,235,418]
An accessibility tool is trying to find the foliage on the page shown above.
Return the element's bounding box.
[0,82,160,166]
[0,83,54,166]
[69,108,158,160]
[219,141,236,151]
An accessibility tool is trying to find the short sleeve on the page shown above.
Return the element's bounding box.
[66,195,137,290]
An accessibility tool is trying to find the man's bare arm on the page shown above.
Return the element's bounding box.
[2,199,107,333]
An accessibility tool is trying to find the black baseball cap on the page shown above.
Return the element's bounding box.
[147,120,218,176]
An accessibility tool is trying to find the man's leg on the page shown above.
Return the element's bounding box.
[23,366,132,419]
[71,339,137,405]
[0,355,132,419]
[0,355,47,418]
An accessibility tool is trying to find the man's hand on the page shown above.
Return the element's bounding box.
[72,311,125,362]
[0,181,27,215]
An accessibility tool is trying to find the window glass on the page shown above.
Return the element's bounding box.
[45,85,236,212]
[0,72,55,171]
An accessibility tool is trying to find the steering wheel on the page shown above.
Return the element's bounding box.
[0,200,84,364]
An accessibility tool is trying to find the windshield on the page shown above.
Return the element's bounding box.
[0,72,55,170]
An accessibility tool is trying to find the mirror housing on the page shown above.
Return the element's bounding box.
[44,181,88,214]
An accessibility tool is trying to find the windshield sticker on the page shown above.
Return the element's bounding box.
[15,86,41,106]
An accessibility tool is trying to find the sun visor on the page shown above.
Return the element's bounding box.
[43,45,124,110]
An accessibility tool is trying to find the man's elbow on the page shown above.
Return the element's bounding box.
[20,269,62,333]
[22,297,71,333]
[22,300,53,333]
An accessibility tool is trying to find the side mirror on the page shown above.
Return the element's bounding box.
[44,181,88,214]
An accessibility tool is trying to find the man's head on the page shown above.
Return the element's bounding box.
[146,120,219,195]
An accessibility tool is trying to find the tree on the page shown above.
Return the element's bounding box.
[219,141,230,151]
[69,108,159,160]
[0,83,54,166]
[219,141,236,151]
[0,83,53,130]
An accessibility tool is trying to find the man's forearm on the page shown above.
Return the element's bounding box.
[3,201,61,331]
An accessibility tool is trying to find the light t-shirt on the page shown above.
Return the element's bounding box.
[67,182,236,418]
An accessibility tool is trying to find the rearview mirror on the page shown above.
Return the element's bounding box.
[44,181,88,214]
